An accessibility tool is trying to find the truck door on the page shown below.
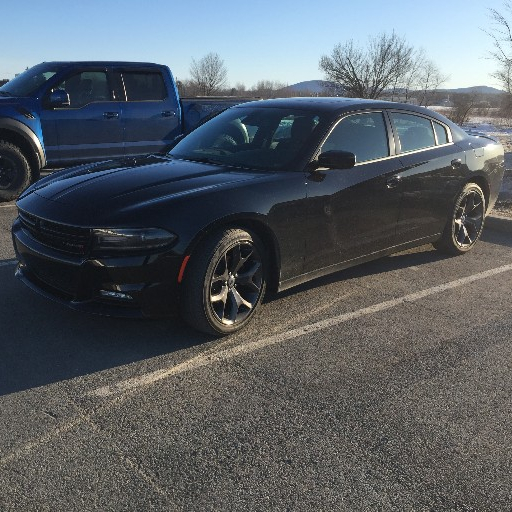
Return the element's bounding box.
[39,68,123,165]
[115,68,181,156]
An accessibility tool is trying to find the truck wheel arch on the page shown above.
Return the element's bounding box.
[0,118,46,181]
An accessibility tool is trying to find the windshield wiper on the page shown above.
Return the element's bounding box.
[0,90,12,97]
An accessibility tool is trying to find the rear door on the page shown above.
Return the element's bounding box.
[304,111,404,273]
[39,67,123,165]
[389,111,466,244]
[114,67,181,156]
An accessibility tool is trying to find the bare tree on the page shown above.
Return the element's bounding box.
[319,32,415,99]
[189,52,228,96]
[389,48,426,102]
[251,80,288,98]
[450,93,479,125]
[487,2,512,94]
[416,59,449,106]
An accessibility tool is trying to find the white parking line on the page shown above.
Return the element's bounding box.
[89,262,512,398]
[0,260,17,267]
[0,204,16,208]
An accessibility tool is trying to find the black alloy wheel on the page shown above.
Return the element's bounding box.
[434,183,486,255]
[181,228,267,335]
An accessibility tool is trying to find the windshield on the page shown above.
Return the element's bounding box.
[0,63,63,97]
[170,106,325,171]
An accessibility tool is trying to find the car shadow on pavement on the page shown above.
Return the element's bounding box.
[0,265,215,396]
[2,230,510,397]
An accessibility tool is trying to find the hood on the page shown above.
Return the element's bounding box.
[0,96,39,122]
[0,95,35,105]
[0,95,18,104]
[21,155,268,219]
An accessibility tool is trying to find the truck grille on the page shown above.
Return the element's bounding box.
[18,210,91,255]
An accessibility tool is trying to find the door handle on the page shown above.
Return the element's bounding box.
[386,175,402,189]
[451,158,462,169]
[161,110,176,118]
[103,112,119,119]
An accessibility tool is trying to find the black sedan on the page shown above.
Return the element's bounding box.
[12,98,504,335]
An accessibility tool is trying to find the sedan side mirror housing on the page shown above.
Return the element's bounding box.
[48,89,70,108]
[317,150,356,170]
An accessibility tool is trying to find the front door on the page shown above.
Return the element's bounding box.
[304,111,404,273]
[39,68,123,165]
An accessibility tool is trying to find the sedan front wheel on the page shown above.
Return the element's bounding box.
[181,228,267,335]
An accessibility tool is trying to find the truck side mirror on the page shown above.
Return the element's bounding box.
[48,89,70,108]
[317,150,356,169]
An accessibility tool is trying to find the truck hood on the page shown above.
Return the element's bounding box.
[0,95,36,106]
[20,155,269,217]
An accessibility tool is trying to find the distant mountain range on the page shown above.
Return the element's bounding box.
[285,80,504,95]
[438,85,503,95]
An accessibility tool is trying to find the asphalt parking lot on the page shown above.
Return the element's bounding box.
[1,201,511,511]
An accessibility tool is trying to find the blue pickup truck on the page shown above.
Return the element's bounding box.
[0,61,240,201]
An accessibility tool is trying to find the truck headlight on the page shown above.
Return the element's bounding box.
[92,228,177,252]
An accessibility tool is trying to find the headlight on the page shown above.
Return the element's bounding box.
[92,228,177,252]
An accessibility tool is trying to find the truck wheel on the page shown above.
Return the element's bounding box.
[0,141,32,201]
[181,228,267,335]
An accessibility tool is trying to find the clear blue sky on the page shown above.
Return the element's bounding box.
[1,0,506,89]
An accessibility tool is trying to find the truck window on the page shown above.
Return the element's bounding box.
[52,71,110,108]
[0,62,63,97]
[121,71,167,101]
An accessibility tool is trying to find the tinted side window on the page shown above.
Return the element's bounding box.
[53,71,110,108]
[122,71,167,101]
[391,112,436,152]
[433,121,449,145]
[321,112,389,163]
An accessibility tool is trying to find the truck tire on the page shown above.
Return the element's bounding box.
[0,141,32,202]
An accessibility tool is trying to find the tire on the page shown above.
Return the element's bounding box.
[0,141,32,202]
[181,228,267,335]
[433,183,486,255]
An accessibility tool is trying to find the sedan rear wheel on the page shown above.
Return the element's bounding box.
[434,183,486,255]
[181,228,267,335]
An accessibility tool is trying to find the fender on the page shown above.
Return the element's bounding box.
[0,117,46,171]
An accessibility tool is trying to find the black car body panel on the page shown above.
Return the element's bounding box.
[12,98,505,324]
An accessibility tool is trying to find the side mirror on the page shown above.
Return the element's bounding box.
[48,89,70,108]
[317,150,356,170]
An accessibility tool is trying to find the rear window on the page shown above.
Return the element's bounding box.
[122,71,167,101]
[391,112,436,153]
[433,121,449,145]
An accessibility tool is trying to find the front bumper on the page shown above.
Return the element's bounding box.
[12,218,182,318]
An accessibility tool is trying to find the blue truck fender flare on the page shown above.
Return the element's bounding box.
[0,117,47,172]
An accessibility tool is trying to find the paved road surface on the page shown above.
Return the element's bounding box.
[1,203,511,511]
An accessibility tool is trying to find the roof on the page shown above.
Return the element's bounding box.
[40,61,164,68]
[234,96,450,122]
